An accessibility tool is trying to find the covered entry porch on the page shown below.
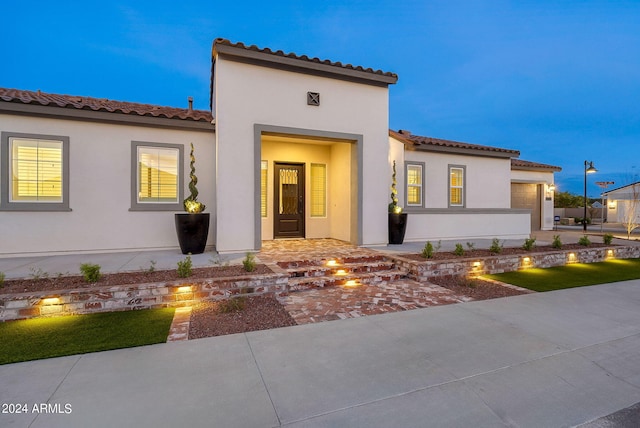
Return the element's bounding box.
[257,126,362,247]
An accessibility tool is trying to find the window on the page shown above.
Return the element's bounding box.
[405,162,424,206]
[449,165,465,207]
[130,142,183,211]
[310,163,326,217]
[261,160,268,217]
[0,132,70,211]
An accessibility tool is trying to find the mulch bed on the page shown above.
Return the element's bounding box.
[189,295,297,339]
[400,243,612,262]
[0,265,273,295]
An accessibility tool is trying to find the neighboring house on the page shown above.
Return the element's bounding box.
[603,181,640,224]
[0,38,560,256]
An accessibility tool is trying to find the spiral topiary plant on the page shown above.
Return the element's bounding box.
[183,143,206,214]
[389,160,402,214]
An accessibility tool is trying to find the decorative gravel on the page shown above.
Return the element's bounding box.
[430,276,528,300]
[188,295,297,339]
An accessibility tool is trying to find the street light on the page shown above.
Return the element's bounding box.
[583,161,597,231]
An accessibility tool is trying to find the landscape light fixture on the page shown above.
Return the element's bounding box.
[583,161,597,232]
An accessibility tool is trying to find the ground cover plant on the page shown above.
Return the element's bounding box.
[0,308,175,365]
[485,258,640,292]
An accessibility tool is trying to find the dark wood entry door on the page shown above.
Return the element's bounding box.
[274,162,305,238]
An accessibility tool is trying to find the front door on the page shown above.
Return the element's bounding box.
[274,162,305,238]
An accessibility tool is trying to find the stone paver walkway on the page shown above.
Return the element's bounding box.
[259,238,380,263]
[282,278,465,324]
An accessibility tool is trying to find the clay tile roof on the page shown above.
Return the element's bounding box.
[389,129,520,157]
[0,87,213,122]
[213,38,398,81]
[511,158,562,172]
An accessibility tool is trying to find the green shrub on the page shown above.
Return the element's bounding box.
[0,272,5,288]
[79,263,101,283]
[603,233,614,245]
[578,235,591,246]
[454,243,465,256]
[552,235,563,249]
[522,237,536,251]
[218,297,246,313]
[29,267,49,281]
[421,240,441,259]
[242,252,256,272]
[489,238,503,254]
[177,256,193,278]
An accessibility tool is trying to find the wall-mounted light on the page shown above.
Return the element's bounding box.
[41,297,60,305]
[177,286,192,294]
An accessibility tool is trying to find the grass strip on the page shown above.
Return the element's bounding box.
[0,308,175,365]
[486,258,640,292]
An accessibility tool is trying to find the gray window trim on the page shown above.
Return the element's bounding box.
[130,141,184,211]
[0,131,71,211]
[404,161,425,208]
[448,164,466,208]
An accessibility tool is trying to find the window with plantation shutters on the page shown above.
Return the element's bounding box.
[310,163,326,217]
[405,163,424,206]
[261,160,268,217]
[1,132,70,211]
[137,146,179,203]
[449,165,465,207]
[10,138,63,202]
[130,141,183,211]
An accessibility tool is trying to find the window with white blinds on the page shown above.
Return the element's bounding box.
[310,163,326,217]
[1,132,70,211]
[10,138,63,202]
[130,141,183,211]
[261,160,268,217]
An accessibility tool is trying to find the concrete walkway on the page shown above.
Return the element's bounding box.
[2,280,640,427]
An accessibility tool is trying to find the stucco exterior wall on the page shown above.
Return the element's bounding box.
[0,114,215,256]
[402,150,511,209]
[387,137,532,240]
[214,57,390,252]
[403,211,530,241]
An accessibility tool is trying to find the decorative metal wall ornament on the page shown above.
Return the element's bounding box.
[307,92,320,106]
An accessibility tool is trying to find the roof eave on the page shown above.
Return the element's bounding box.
[213,43,398,87]
[0,101,215,132]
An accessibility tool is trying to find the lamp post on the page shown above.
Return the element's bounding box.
[583,161,597,232]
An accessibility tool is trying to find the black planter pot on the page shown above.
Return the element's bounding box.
[175,213,210,254]
[388,212,408,245]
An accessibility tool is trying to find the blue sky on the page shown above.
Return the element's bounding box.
[2,1,639,196]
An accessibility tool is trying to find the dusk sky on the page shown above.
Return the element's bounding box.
[2,1,638,197]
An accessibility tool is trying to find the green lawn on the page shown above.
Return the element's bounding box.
[486,258,640,292]
[0,308,175,365]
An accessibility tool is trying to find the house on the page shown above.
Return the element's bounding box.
[603,181,640,225]
[0,38,560,256]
